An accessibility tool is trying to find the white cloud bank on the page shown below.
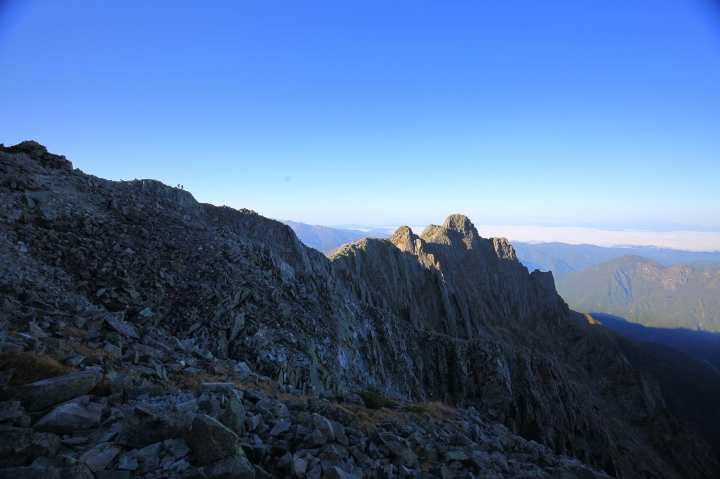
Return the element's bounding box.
[471,225,720,252]
[360,224,720,252]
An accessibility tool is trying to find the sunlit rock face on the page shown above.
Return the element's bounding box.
[334,213,565,341]
[0,142,717,478]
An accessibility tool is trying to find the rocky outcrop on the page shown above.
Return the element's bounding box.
[330,217,719,477]
[0,141,717,478]
[332,218,564,342]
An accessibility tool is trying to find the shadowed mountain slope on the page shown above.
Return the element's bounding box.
[587,315,720,459]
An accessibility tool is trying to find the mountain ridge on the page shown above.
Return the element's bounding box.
[0,141,717,478]
[279,221,720,277]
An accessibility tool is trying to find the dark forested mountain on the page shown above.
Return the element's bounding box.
[1,142,718,478]
[596,321,720,463]
[589,313,720,371]
[280,220,390,254]
[557,255,720,332]
[513,242,720,280]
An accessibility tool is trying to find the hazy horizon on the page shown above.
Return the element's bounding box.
[292,220,720,252]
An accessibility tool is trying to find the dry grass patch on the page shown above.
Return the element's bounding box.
[357,399,457,429]
[180,373,228,391]
[0,352,72,386]
[421,401,455,418]
[341,403,408,431]
[355,391,399,409]
[233,377,285,396]
[63,326,86,338]
[72,343,118,360]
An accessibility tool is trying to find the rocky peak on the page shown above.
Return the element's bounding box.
[442,213,476,235]
[493,237,517,261]
[388,225,421,254]
[1,140,73,171]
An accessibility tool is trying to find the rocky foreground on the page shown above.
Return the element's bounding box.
[0,141,717,478]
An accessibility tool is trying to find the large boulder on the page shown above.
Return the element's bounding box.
[116,403,191,448]
[0,426,61,467]
[188,414,243,466]
[2,371,101,412]
[33,400,103,435]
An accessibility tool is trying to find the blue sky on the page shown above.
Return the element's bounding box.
[1,0,720,231]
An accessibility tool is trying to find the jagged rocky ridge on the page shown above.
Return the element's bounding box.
[0,141,716,478]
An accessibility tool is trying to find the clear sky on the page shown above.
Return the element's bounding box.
[1,0,720,233]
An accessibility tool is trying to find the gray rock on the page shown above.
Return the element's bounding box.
[188,455,255,479]
[490,452,509,473]
[270,418,292,436]
[429,463,452,479]
[117,405,191,448]
[219,397,245,435]
[134,442,163,461]
[0,426,61,467]
[169,458,190,472]
[0,464,94,479]
[324,466,361,479]
[33,401,102,435]
[2,371,101,412]
[386,439,417,468]
[276,451,293,473]
[164,438,191,458]
[200,382,236,393]
[305,428,327,447]
[188,413,243,466]
[78,442,122,473]
[95,471,131,479]
[0,341,24,360]
[292,454,308,478]
[104,311,139,339]
[306,464,322,479]
[272,401,290,418]
[0,400,24,423]
[136,454,159,475]
[443,450,470,463]
[117,453,139,471]
[311,413,335,442]
[253,465,275,479]
[320,390,336,401]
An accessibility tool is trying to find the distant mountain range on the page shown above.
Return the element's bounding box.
[279,220,390,254]
[513,242,720,279]
[556,254,720,332]
[282,221,720,276]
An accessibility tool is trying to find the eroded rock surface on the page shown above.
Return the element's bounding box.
[0,141,716,478]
